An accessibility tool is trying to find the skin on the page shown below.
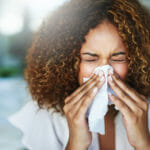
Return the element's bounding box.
[64,20,150,150]
[108,74,150,150]
[78,20,128,84]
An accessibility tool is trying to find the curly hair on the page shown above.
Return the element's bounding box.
[24,0,150,115]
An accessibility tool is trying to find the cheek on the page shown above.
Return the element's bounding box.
[112,63,128,80]
[78,63,128,85]
[78,63,95,85]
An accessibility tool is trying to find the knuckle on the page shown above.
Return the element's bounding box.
[88,91,95,100]
[118,101,125,109]
[141,101,148,111]
[82,100,89,110]
[136,108,144,117]
[120,92,126,99]
[85,90,92,98]
[88,91,94,98]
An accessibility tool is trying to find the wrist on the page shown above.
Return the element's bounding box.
[66,144,89,150]
[134,141,150,150]
[135,145,150,150]
[134,134,150,150]
[66,139,89,150]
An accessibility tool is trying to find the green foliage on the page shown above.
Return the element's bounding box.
[0,66,23,77]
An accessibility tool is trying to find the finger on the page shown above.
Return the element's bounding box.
[111,73,146,103]
[65,73,97,103]
[66,70,105,103]
[65,75,100,105]
[108,93,133,119]
[65,73,105,104]
[76,75,105,101]
[66,76,105,110]
[136,93,147,101]
[73,86,99,118]
[78,71,104,95]
[108,75,139,112]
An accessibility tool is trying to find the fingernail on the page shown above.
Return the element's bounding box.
[93,87,98,95]
[108,75,112,81]
[100,76,104,81]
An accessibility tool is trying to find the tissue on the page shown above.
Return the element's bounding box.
[83,65,117,135]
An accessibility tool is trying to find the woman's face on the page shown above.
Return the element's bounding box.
[78,20,128,85]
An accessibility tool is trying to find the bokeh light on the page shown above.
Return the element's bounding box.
[0,0,69,35]
[0,13,23,35]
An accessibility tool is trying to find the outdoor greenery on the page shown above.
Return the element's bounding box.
[0,66,23,77]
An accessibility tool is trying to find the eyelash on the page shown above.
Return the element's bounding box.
[85,59,126,62]
[111,59,126,62]
[85,60,96,62]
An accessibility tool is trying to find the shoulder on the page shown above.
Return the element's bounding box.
[8,100,69,150]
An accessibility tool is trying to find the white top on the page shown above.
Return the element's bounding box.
[8,100,150,150]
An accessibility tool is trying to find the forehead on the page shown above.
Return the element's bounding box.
[80,21,127,54]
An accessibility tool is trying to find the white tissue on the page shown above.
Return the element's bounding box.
[83,65,118,135]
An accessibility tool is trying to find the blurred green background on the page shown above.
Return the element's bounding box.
[0,0,149,150]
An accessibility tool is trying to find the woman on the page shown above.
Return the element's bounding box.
[9,0,150,149]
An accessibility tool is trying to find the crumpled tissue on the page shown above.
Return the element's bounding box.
[83,65,118,135]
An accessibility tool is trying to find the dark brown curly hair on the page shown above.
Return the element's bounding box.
[24,0,150,115]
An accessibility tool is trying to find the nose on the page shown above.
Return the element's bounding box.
[96,58,110,67]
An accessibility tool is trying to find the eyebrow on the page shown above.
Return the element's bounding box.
[81,52,98,57]
[81,51,126,57]
[111,52,126,56]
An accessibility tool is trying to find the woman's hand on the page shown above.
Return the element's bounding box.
[108,73,150,150]
[63,73,105,150]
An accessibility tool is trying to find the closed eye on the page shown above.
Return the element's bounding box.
[111,59,126,62]
[85,59,97,62]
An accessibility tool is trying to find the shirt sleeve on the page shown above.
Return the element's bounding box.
[8,101,63,150]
